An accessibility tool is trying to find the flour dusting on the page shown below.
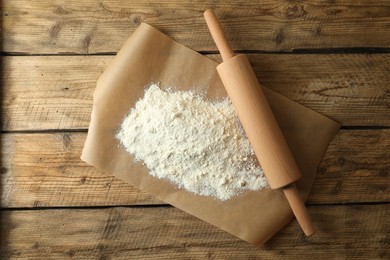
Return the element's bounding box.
[116,83,268,200]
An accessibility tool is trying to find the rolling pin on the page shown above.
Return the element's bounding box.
[204,9,315,236]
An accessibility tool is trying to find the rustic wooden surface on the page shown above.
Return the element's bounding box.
[1,0,389,259]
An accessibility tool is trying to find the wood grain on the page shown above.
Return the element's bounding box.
[2,0,389,257]
[0,132,161,208]
[1,130,388,208]
[1,205,389,258]
[3,0,390,54]
[3,54,389,131]
[2,56,106,131]
[310,129,390,204]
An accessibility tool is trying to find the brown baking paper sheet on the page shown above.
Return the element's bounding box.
[81,23,340,245]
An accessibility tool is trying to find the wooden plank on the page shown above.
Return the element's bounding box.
[0,132,162,208]
[2,56,105,131]
[3,0,390,54]
[1,130,388,208]
[3,54,389,131]
[309,129,390,204]
[1,205,389,258]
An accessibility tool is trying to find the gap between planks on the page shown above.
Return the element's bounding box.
[3,47,390,56]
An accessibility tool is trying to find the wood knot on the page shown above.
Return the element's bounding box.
[80,176,87,184]
[274,29,285,45]
[325,8,343,16]
[314,26,322,36]
[32,242,40,249]
[83,35,92,53]
[50,22,62,38]
[132,15,142,25]
[318,166,327,174]
[332,180,343,194]
[53,5,69,15]
[284,4,307,19]
[62,133,71,149]
[337,157,345,166]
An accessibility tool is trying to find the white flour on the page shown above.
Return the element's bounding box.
[117,84,268,200]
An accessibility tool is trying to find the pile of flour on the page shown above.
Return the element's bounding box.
[116,84,268,200]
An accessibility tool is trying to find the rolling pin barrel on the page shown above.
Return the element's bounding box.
[204,9,315,236]
[217,54,301,189]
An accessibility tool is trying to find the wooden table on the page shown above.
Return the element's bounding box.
[1,1,389,258]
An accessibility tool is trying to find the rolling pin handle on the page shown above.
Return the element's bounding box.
[283,184,315,236]
[204,9,235,61]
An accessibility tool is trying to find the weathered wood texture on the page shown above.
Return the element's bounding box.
[2,0,389,256]
[1,205,389,259]
[310,129,389,204]
[3,0,390,54]
[0,132,161,208]
[3,54,389,131]
[1,130,388,208]
[2,56,105,131]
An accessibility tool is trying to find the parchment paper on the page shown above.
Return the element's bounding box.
[81,23,340,245]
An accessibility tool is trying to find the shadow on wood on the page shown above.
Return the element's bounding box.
[0,0,8,251]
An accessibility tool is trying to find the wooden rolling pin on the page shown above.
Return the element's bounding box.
[204,9,315,236]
